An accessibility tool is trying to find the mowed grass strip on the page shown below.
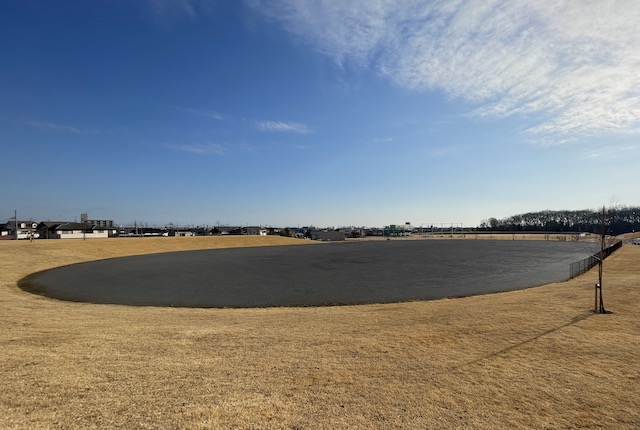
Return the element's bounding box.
[1,236,638,429]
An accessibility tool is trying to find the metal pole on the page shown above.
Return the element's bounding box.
[597,206,605,313]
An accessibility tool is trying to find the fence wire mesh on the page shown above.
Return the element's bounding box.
[569,241,622,279]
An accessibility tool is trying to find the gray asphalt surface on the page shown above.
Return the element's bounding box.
[19,240,595,308]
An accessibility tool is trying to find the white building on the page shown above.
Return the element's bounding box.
[52,222,109,239]
[4,221,40,240]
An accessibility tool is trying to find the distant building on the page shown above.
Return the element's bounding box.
[37,221,68,239]
[5,221,39,240]
[56,222,109,239]
[38,222,109,239]
[343,228,368,238]
[216,226,245,235]
[80,212,114,228]
[88,219,114,228]
[246,226,268,236]
[311,230,346,241]
[0,223,9,239]
[173,231,195,237]
[383,225,411,237]
[117,226,168,237]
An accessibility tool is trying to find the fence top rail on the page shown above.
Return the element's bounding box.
[568,240,622,279]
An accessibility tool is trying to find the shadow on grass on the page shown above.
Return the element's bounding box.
[455,312,597,369]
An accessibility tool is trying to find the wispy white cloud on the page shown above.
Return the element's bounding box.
[580,144,637,160]
[249,0,640,141]
[255,120,312,134]
[166,142,225,155]
[265,142,306,151]
[24,120,91,134]
[144,0,214,19]
[166,140,305,155]
[424,147,455,159]
[173,106,225,121]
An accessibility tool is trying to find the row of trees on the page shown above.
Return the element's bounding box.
[479,206,640,236]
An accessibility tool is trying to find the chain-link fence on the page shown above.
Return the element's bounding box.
[569,241,622,279]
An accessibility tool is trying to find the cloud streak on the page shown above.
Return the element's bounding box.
[144,0,214,19]
[25,120,85,134]
[255,120,312,134]
[173,106,225,121]
[166,142,225,155]
[250,0,640,141]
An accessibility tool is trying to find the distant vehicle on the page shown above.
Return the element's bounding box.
[633,238,640,245]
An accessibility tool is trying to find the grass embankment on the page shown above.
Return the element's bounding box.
[1,236,638,429]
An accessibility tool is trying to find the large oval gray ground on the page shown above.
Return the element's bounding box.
[19,240,596,308]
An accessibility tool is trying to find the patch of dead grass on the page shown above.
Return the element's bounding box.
[1,236,638,429]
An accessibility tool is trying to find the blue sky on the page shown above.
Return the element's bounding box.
[1,0,639,228]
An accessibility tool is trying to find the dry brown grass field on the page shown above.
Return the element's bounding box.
[1,236,638,429]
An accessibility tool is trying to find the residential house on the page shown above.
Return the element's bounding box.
[5,221,40,240]
[0,223,11,239]
[41,222,110,239]
[173,230,195,237]
[37,221,66,239]
[246,226,268,236]
[216,226,245,235]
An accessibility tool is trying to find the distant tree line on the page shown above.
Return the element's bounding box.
[479,206,640,235]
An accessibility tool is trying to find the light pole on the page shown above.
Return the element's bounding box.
[595,206,606,314]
